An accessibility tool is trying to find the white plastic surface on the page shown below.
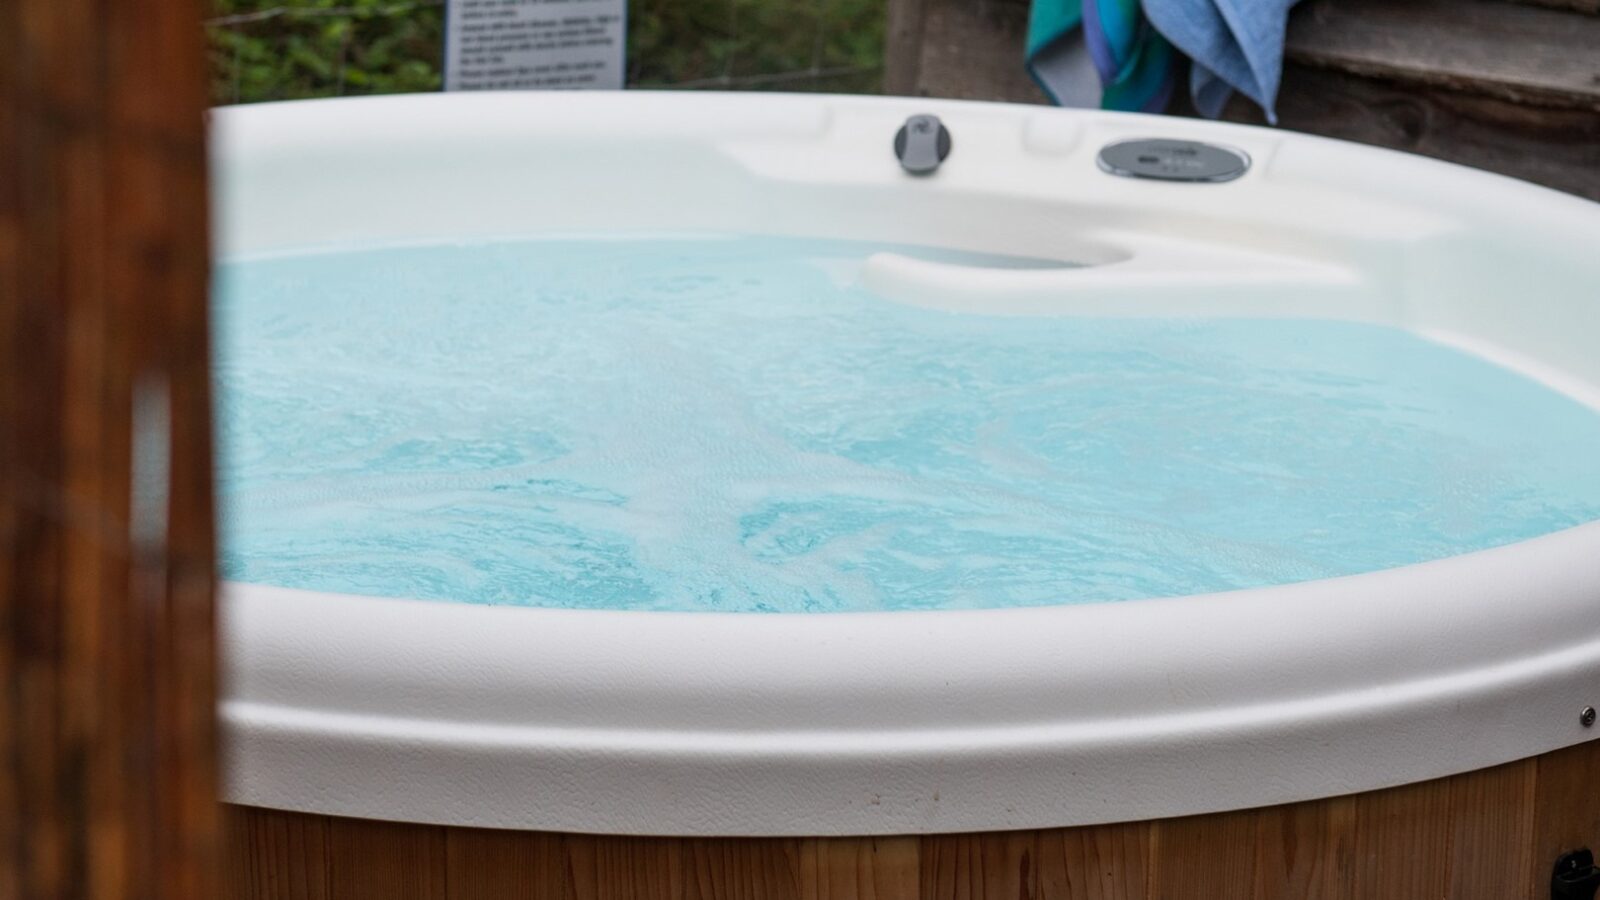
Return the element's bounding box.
[213,92,1600,836]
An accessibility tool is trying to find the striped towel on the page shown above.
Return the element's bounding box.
[1027,0,1298,120]
[1027,0,1177,114]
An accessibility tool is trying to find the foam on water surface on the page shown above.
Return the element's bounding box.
[214,236,1600,611]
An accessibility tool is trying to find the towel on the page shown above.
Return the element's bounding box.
[1027,0,1299,121]
[1027,0,1177,114]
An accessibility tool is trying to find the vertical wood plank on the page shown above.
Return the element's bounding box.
[1220,64,1600,202]
[1148,809,1257,900]
[215,738,1598,900]
[1034,822,1148,900]
[1531,738,1600,896]
[1444,758,1536,900]
[224,806,332,900]
[909,0,1048,103]
[1346,778,1452,900]
[1,0,217,897]
[1315,795,1361,898]
[326,817,447,900]
[444,827,568,900]
[567,834,683,900]
[1248,794,1363,896]
[920,831,1036,900]
[799,837,921,900]
[1251,800,1349,900]
[883,0,928,95]
[1211,0,1600,200]
[682,839,803,900]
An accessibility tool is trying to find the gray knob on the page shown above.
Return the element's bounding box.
[894,114,952,176]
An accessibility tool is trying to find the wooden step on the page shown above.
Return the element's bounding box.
[1218,0,1600,199]
[1284,0,1600,110]
[1504,0,1599,16]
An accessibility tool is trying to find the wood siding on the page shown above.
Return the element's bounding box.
[1222,0,1600,201]
[0,0,218,898]
[224,738,1600,900]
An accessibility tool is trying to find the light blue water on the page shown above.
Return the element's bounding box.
[214,236,1600,612]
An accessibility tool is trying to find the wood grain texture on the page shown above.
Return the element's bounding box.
[1506,0,1600,15]
[800,837,920,900]
[1220,63,1600,201]
[1284,0,1600,109]
[1148,808,1259,900]
[327,817,446,900]
[1,0,217,897]
[1248,0,1600,200]
[1345,777,1453,900]
[683,838,803,900]
[221,739,1600,900]
[884,0,930,96]
[884,0,1049,103]
[1034,821,1147,900]
[920,830,1034,900]
[226,807,332,900]
[1249,801,1345,899]
[1446,759,1536,900]
[446,828,566,900]
[569,835,683,900]
[1532,738,1600,885]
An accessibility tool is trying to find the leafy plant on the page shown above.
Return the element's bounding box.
[206,0,884,105]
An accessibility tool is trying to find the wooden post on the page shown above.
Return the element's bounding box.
[1,0,218,898]
[884,0,929,96]
[882,0,1050,103]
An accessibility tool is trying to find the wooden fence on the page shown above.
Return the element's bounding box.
[1,1,219,898]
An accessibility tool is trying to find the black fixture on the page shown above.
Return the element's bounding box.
[1553,849,1600,900]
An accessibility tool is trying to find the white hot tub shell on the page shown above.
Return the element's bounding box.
[214,92,1600,837]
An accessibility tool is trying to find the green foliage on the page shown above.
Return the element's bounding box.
[207,0,884,105]
[209,0,445,103]
[625,0,885,92]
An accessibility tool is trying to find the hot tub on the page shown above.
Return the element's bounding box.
[213,92,1600,875]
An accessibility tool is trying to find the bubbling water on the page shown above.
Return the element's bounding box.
[213,236,1600,611]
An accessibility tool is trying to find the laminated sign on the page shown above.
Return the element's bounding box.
[444,0,626,91]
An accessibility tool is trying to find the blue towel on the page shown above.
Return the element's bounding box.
[1027,0,1300,121]
[1146,0,1299,120]
[1027,0,1177,114]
